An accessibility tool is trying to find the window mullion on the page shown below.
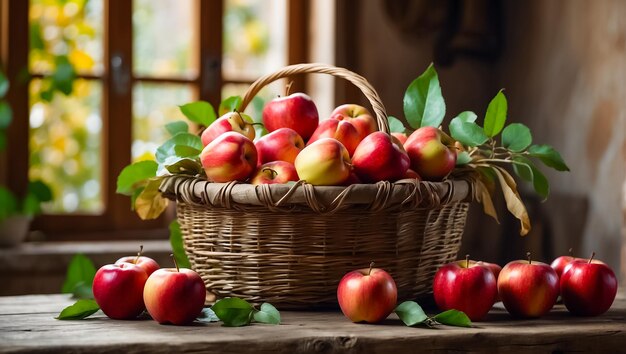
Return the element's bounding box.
[199,0,223,105]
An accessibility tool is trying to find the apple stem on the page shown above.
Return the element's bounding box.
[262,168,278,179]
[134,245,143,264]
[171,253,180,272]
[568,247,573,256]
[368,262,375,276]
[285,81,293,96]
[527,252,532,265]
[589,252,596,264]
[465,254,470,268]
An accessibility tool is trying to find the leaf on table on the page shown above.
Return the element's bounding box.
[493,166,531,236]
[252,303,281,325]
[165,121,189,137]
[116,160,158,196]
[155,133,203,163]
[196,307,220,323]
[169,220,191,269]
[483,90,507,137]
[433,310,472,328]
[527,144,570,171]
[134,178,168,220]
[388,116,407,134]
[394,301,428,326]
[403,63,446,129]
[56,299,100,320]
[211,298,255,327]
[179,101,216,127]
[61,254,97,294]
[501,123,532,152]
[449,118,488,147]
[219,96,243,116]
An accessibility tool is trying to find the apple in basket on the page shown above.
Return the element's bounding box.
[404,126,456,181]
[255,128,305,165]
[201,111,256,146]
[337,263,397,323]
[307,119,361,156]
[263,93,319,141]
[200,131,258,183]
[352,132,410,183]
[294,138,351,186]
[115,245,160,276]
[251,161,299,185]
[330,104,377,141]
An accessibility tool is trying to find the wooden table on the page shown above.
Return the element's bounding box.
[0,294,624,353]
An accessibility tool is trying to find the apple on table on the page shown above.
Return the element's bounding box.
[115,245,160,276]
[93,263,148,320]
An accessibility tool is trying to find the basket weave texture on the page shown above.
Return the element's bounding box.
[161,63,472,309]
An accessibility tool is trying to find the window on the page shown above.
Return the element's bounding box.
[1,0,311,239]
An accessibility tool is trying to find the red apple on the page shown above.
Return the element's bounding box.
[341,172,362,186]
[330,104,377,141]
[402,168,421,180]
[255,128,304,165]
[307,119,361,156]
[337,263,397,323]
[263,93,319,141]
[294,138,352,186]
[200,131,258,182]
[250,161,299,185]
[476,260,503,301]
[391,132,408,145]
[352,132,410,183]
[115,245,160,277]
[550,249,577,278]
[433,256,498,321]
[201,111,256,146]
[404,126,456,181]
[498,253,559,318]
[93,263,148,320]
[560,253,617,316]
[143,260,206,325]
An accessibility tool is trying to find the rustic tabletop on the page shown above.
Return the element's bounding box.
[0,294,624,353]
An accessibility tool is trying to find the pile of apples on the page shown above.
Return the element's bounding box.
[92,247,206,325]
[199,92,456,185]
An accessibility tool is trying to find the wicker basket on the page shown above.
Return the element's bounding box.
[160,63,472,309]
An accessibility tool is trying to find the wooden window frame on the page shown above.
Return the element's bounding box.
[1,0,309,241]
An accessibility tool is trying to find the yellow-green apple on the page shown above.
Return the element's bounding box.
[93,263,148,320]
[200,132,257,182]
[404,126,456,181]
[251,161,299,185]
[263,93,319,140]
[497,253,559,318]
[143,258,206,325]
[255,128,304,165]
[115,245,160,277]
[330,104,377,141]
[391,132,408,145]
[337,263,397,323]
[352,132,410,183]
[560,253,617,316]
[433,256,498,321]
[307,119,361,156]
[294,138,351,186]
[201,111,256,146]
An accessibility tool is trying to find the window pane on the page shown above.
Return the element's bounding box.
[132,83,196,162]
[133,0,199,79]
[29,0,104,75]
[29,79,103,214]
[223,0,287,80]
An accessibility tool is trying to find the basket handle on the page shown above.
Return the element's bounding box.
[239,63,390,134]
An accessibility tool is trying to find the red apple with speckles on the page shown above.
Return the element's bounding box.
[337,263,397,323]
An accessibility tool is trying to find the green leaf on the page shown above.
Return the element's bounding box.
[116,160,158,196]
[502,123,532,152]
[21,193,41,216]
[180,101,216,127]
[433,310,472,328]
[484,90,507,137]
[196,307,220,323]
[61,254,97,294]
[456,151,472,166]
[28,180,53,202]
[0,101,13,129]
[56,299,100,320]
[0,186,18,220]
[403,63,446,129]
[169,220,191,269]
[130,187,144,211]
[449,119,489,147]
[0,70,9,98]
[173,145,201,159]
[71,281,94,300]
[388,116,406,133]
[165,121,189,137]
[155,133,203,163]
[52,56,76,95]
[134,178,168,220]
[513,156,550,199]
[528,144,570,171]
[165,158,203,176]
[219,96,243,116]
[512,157,533,182]
[394,301,428,326]
[253,303,281,325]
[211,298,255,327]
[455,111,477,123]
